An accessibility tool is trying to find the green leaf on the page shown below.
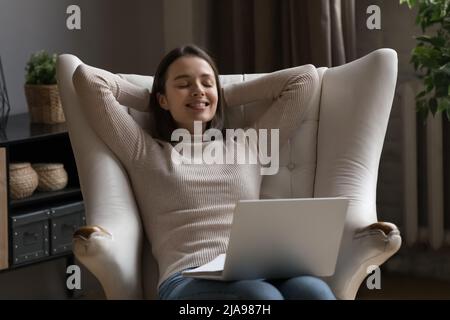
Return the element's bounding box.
[416,35,433,43]
[437,97,450,113]
[416,90,428,98]
[401,0,450,120]
[424,76,435,92]
[400,0,417,9]
[417,35,446,47]
[438,63,450,76]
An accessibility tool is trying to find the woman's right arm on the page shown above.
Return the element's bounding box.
[222,65,319,147]
[72,64,154,164]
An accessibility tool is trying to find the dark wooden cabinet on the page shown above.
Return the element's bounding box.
[0,113,84,271]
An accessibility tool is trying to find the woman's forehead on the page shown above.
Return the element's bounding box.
[168,56,214,79]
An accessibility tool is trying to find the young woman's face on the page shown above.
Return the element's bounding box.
[158,56,218,134]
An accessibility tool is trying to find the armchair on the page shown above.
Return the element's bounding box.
[56,48,401,300]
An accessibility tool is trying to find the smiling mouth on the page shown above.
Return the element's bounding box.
[186,102,210,110]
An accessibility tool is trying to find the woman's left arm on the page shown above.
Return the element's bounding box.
[222,64,319,147]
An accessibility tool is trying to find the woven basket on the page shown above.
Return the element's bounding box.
[9,162,39,200]
[24,84,66,124]
[32,163,68,192]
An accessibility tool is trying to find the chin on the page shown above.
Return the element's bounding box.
[192,114,214,123]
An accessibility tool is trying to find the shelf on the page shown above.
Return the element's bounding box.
[9,187,82,210]
[0,113,83,272]
[0,113,68,146]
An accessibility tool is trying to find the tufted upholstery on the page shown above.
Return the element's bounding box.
[57,48,401,300]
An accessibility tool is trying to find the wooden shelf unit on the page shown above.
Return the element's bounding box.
[0,113,83,271]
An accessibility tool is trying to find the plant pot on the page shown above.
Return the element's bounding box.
[24,84,65,124]
[9,162,39,200]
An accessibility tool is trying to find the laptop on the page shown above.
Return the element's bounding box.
[182,197,349,281]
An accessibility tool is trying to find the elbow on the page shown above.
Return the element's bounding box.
[308,64,319,83]
[297,64,319,87]
[72,64,89,92]
[304,65,319,92]
[285,64,319,95]
[72,64,116,97]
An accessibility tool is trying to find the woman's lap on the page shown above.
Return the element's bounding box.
[159,271,335,300]
[266,276,336,300]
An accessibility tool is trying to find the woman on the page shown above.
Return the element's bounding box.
[73,44,334,300]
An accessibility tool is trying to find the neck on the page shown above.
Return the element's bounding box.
[184,121,206,135]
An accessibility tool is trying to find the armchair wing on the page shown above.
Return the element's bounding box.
[315,49,402,299]
[57,55,144,299]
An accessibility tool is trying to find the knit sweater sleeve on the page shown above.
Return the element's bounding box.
[72,64,154,164]
[222,64,319,147]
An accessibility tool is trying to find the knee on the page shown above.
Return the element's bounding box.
[233,280,284,300]
[278,276,336,300]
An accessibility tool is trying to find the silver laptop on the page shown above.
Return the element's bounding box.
[182,197,349,281]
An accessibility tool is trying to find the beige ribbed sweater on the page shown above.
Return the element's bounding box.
[72,63,318,288]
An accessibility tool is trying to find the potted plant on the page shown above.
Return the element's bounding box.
[400,0,450,120]
[24,50,65,124]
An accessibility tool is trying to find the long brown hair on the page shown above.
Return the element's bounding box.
[149,44,224,142]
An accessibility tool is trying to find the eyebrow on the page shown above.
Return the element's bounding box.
[173,74,214,81]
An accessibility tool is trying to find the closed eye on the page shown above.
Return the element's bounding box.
[176,83,214,88]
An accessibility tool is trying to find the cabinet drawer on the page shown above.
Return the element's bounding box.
[10,210,50,265]
[49,201,85,254]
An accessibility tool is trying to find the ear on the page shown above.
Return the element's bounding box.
[157,93,169,111]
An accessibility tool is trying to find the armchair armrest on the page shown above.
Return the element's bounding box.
[57,54,144,299]
[356,222,400,238]
[323,220,402,300]
[73,225,112,241]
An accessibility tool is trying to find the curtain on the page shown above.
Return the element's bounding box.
[206,0,356,73]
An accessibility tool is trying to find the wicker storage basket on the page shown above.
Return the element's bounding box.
[24,84,66,124]
[9,162,39,200]
[32,163,68,192]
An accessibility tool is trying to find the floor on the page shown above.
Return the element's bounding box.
[356,272,450,300]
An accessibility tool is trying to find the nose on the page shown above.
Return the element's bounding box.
[191,91,205,97]
[191,84,205,97]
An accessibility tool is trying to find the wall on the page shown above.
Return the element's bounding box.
[356,0,420,82]
[0,0,164,116]
[162,0,212,52]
